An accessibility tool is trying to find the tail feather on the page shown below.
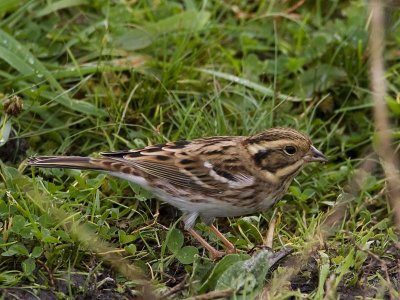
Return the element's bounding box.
[27,156,105,171]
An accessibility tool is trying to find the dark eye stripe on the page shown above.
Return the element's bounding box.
[253,149,273,166]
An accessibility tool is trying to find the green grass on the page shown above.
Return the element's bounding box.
[1,1,399,299]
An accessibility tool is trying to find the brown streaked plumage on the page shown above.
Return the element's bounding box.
[27,128,327,258]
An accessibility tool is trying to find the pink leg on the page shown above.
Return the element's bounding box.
[187,228,225,259]
[209,224,236,253]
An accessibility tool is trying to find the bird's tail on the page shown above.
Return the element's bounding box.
[27,156,111,171]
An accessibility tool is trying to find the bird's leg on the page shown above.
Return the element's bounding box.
[209,224,236,253]
[184,213,225,259]
[187,228,225,259]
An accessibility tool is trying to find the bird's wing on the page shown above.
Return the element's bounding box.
[101,141,255,193]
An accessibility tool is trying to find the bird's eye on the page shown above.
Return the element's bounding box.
[283,145,297,155]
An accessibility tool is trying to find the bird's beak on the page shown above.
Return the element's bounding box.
[304,145,327,163]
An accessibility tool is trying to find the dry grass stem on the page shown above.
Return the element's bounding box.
[265,215,277,248]
[369,0,400,232]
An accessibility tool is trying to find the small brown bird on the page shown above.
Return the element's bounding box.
[27,128,327,258]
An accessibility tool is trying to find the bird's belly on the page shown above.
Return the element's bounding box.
[108,171,277,218]
[199,203,260,218]
[153,189,272,218]
[191,194,277,218]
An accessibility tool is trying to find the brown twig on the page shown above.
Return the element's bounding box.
[285,0,305,14]
[369,0,400,232]
[37,260,55,288]
[162,277,189,299]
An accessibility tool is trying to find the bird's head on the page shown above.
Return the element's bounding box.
[243,128,327,182]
